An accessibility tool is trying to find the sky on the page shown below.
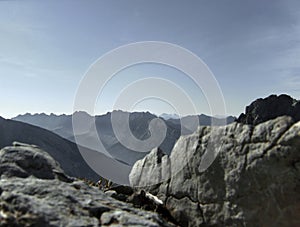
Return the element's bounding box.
[0,0,300,118]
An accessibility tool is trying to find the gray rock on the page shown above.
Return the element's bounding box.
[0,142,72,182]
[130,116,300,226]
[0,143,175,227]
[100,210,166,227]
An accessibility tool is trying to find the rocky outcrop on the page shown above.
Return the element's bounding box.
[130,116,300,226]
[237,94,300,125]
[0,117,100,181]
[0,143,175,227]
[0,142,73,182]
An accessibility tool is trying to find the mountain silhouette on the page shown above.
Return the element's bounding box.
[13,111,235,165]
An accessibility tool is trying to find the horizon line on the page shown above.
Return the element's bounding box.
[5,110,237,120]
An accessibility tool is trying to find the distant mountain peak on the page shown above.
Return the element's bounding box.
[73,111,92,117]
[159,113,180,120]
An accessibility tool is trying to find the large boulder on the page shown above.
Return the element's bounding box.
[237,94,300,125]
[0,142,72,182]
[0,143,175,227]
[130,116,300,226]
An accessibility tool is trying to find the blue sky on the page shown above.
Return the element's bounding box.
[1,0,300,118]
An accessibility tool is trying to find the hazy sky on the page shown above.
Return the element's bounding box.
[1,0,300,118]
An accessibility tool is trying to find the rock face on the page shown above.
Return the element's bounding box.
[0,143,175,227]
[237,94,300,125]
[130,116,300,226]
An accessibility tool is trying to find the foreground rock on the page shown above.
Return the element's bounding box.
[0,143,175,226]
[237,94,300,125]
[130,116,300,226]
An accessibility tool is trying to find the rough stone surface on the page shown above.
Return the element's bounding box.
[0,143,175,227]
[237,94,300,125]
[130,116,300,227]
[0,142,73,182]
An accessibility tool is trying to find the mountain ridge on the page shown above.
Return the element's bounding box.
[13,111,235,165]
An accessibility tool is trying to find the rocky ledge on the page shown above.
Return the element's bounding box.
[130,116,300,226]
[0,142,175,227]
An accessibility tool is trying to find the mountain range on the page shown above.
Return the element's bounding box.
[12,111,236,165]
